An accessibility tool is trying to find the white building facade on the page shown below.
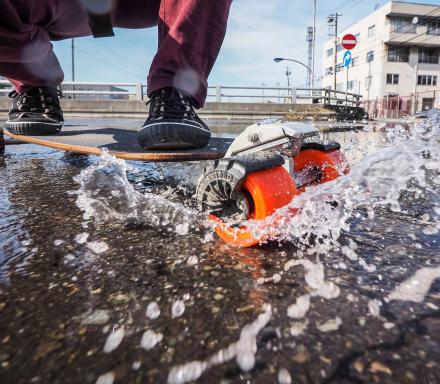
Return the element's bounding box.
[322,1,440,117]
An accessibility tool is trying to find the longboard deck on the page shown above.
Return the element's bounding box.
[4,125,233,162]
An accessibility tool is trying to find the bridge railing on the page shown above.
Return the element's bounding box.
[0,80,362,107]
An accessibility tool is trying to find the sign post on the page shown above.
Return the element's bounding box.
[343,51,352,107]
[341,35,357,108]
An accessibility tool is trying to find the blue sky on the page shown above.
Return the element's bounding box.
[53,0,439,88]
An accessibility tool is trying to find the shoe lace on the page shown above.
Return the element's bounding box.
[9,88,63,114]
[146,89,196,120]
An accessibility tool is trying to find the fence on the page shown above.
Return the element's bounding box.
[0,80,362,106]
[365,90,439,118]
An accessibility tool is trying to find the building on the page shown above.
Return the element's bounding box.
[322,1,440,117]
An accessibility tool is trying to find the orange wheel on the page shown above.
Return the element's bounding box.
[210,166,298,247]
[294,149,349,192]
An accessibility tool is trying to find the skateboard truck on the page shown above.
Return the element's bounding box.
[224,120,319,158]
[196,120,350,247]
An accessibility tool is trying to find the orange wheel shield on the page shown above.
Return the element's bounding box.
[211,166,298,247]
[294,149,350,192]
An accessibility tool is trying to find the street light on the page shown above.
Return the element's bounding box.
[274,58,313,88]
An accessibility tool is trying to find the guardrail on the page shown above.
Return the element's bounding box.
[0,80,362,107]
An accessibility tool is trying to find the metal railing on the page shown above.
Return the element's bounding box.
[0,80,362,106]
[418,56,440,64]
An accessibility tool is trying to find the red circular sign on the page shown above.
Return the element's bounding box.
[342,34,357,50]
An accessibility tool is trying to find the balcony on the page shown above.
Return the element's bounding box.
[418,56,439,64]
[384,20,440,46]
[387,46,410,63]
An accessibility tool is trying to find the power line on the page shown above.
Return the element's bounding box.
[329,0,358,15]
[339,0,363,14]
[83,39,148,76]
[74,46,143,79]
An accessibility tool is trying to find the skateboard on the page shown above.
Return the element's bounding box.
[3,125,233,162]
[2,121,350,247]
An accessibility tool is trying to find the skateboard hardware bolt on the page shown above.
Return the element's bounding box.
[248,133,261,143]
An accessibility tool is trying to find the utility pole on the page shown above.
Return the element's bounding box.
[306,27,314,90]
[312,0,316,89]
[285,66,292,88]
[71,39,75,100]
[71,39,75,81]
[328,14,341,91]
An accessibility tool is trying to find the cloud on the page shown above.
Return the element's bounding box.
[213,0,316,86]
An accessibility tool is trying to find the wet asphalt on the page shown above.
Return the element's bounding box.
[0,118,440,384]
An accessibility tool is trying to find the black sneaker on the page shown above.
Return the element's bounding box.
[5,87,64,135]
[137,87,210,150]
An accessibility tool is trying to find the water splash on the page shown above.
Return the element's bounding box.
[167,305,272,384]
[72,151,202,234]
[66,113,440,381]
[246,112,440,256]
[387,267,440,303]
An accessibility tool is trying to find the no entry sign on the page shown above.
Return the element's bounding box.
[342,34,357,50]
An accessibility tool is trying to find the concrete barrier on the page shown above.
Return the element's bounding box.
[0,99,322,121]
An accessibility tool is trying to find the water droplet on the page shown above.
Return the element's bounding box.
[172,300,185,318]
[146,302,160,320]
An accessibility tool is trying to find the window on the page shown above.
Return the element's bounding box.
[366,50,375,63]
[386,74,399,84]
[428,20,440,35]
[417,75,438,86]
[390,17,417,34]
[387,46,410,62]
[368,25,376,37]
[365,75,373,88]
[419,48,439,64]
[347,80,354,90]
[326,48,334,57]
[336,44,343,53]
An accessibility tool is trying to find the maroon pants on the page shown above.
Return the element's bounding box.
[0,0,232,107]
